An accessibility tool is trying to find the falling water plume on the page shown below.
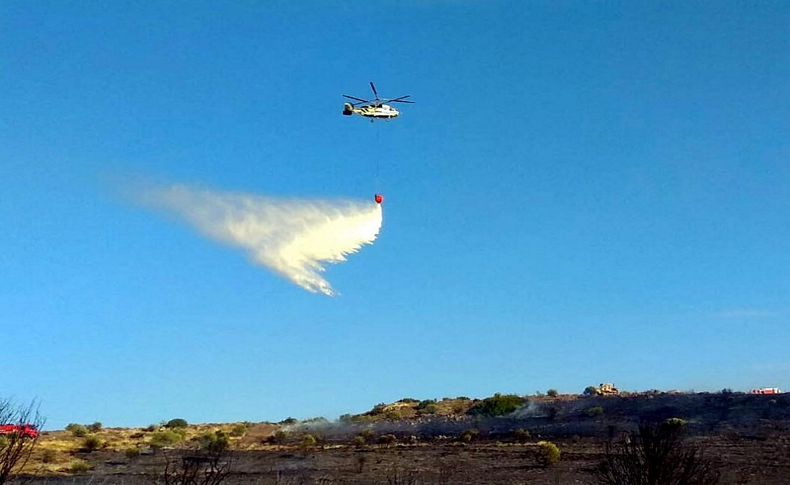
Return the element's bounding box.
[139,184,383,296]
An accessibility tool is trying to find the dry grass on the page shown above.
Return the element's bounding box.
[20,423,260,477]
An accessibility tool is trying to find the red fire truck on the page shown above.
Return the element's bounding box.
[750,387,782,395]
[0,424,39,439]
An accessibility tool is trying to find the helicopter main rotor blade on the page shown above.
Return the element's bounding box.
[370,82,379,99]
[383,95,413,103]
[343,95,370,103]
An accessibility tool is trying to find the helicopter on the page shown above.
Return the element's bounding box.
[342,82,413,120]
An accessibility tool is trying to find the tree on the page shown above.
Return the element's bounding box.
[546,389,559,398]
[584,386,598,396]
[0,399,45,484]
[165,418,188,429]
[595,420,720,485]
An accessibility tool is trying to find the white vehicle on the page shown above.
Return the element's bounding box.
[343,82,413,120]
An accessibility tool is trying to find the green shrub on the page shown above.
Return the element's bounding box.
[664,417,688,428]
[270,430,287,444]
[419,403,439,414]
[353,435,366,447]
[82,435,103,452]
[41,449,57,464]
[68,459,91,474]
[66,424,88,437]
[87,422,102,432]
[547,389,559,398]
[417,399,439,414]
[230,424,247,437]
[536,441,561,467]
[301,434,317,449]
[164,418,188,429]
[586,406,605,418]
[198,431,229,453]
[149,430,184,449]
[583,386,598,396]
[279,417,297,425]
[460,429,480,443]
[398,398,420,403]
[124,447,140,459]
[513,428,531,443]
[469,393,525,417]
[144,424,157,432]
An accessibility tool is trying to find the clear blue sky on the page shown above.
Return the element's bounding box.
[2,1,788,429]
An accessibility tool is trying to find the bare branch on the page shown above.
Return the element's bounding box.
[594,420,720,485]
[0,399,45,484]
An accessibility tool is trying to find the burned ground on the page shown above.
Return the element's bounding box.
[19,392,790,484]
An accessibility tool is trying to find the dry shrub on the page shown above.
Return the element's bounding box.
[377,434,397,447]
[81,435,103,452]
[68,459,91,474]
[41,449,57,464]
[460,429,479,443]
[535,440,560,467]
[595,420,720,485]
[513,428,531,443]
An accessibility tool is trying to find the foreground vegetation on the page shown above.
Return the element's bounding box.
[4,389,789,483]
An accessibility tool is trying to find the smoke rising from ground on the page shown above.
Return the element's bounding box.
[140,184,382,296]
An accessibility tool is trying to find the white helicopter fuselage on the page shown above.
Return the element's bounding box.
[343,103,399,119]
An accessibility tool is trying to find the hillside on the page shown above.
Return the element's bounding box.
[17,391,790,484]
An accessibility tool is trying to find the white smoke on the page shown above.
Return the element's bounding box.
[140,184,383,296]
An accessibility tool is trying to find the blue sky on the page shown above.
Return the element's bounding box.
[1,1,788,429]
